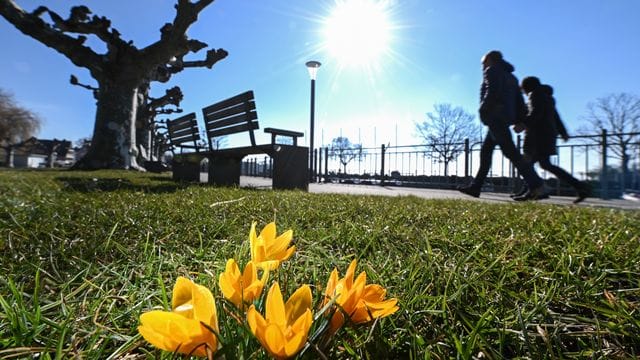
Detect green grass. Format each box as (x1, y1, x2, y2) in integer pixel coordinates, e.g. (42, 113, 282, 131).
(0, 169, 639, 359)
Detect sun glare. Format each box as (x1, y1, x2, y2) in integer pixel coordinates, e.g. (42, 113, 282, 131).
(322, 0, 393, 68)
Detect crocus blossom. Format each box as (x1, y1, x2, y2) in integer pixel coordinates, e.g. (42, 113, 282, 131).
(247, 282, 313, 359)
(250, 222, 295, 270)
(138, 276, 219, 357)
(323, 259, 398, 335)
(219, 259, 267, 310)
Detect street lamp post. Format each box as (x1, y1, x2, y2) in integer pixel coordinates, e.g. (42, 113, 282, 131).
(306, 60, 321, 182)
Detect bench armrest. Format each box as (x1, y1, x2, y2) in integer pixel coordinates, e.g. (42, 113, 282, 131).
(264, 127, 304, 146)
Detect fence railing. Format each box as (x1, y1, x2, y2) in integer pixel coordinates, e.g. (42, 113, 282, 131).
(241, 129, 640, 199)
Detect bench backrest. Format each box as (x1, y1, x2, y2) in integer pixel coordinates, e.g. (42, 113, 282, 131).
(202, 90, 258, 151)
(166, 112, 200, 154)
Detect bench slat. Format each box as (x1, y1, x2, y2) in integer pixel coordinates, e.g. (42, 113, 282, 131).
(205, 111, 258, 132)
(202, 91, 254, 114)
(208, 122, 259, 138)
(169, 119, 198, 133)
(170, 123, 198, 134)
(166, 113, 196, 130)
(203, 101, 256, 122)
(171, 133, 200, 145)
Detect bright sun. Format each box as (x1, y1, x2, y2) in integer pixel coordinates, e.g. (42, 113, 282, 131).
(322, 0, 392, 67)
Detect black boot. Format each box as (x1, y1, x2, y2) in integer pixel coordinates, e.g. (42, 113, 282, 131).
(574, 182, 591, 204)
(510, 186, 528, 198)
(457, 184, 481, 198)
(513, 186, 549, 201)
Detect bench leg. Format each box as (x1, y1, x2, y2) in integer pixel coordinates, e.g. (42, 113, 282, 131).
(272, 146, 309, 191)
(172, 160, 201, 182)
(208, 156, 242, 186)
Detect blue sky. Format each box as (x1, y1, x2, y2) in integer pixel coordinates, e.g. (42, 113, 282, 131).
(1, 0, 639, 149)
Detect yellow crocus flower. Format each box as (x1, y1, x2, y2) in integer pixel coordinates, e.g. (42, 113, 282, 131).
(138, 276, 219, 357)
(323, 259, 398, 335)
(219, 259, 267, 310)
(247, 282, 313, 359)
(250, 222, 296, 270)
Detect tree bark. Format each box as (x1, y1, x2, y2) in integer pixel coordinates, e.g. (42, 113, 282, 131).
(74, 79, 142, 170)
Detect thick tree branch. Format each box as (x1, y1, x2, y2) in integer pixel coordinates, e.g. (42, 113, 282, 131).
(181, 48, 228, 69)
(138, 86, 184, 126)
(0, 0, 102, 73)
(70, 75, 99, 99)
(140, 0, 226, 75)
(148, 86, 183, 111)
(39, 5, 125, 46)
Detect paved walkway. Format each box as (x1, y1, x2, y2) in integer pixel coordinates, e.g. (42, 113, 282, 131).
(235, 176, 640, 211)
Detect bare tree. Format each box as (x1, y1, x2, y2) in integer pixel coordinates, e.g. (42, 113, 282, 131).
(207, 136, 228, 151)
(329, 136, 362, 175)
(136, 85, 184, 163)
(69, 75, 184, 164)
(0, 1, 228, 170)
(415, 103, 480, 176)
(0, 88, 42, 167)
(579, 93, 640, 188)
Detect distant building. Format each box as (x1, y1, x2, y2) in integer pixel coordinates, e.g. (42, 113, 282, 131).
(10, 137, 75, 168)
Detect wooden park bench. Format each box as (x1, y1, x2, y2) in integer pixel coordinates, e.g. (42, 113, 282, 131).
(202, 90, 308, 190)
(165, 112, 206, 181)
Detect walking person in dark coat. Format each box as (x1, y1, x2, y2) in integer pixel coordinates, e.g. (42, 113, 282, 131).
(458, 50, 547, 200)
(515, 76, 590, 203)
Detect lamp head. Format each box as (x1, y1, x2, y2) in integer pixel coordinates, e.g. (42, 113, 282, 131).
(305, 61, 322, 80)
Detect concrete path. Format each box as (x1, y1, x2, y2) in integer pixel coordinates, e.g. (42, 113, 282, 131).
(236, 176, 640, 211)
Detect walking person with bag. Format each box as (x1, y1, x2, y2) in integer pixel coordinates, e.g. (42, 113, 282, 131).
(458, 50, 547, 200)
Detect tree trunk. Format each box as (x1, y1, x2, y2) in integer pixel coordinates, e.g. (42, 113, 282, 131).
(4, 146, 14, 168)
(135, 84, 152, 164)
(74, 80, 143, 170)
(48, 151, 55, 168)
(621, 152, 630, 191)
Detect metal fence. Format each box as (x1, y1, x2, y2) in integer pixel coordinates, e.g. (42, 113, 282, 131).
(241, 130, 640, 199)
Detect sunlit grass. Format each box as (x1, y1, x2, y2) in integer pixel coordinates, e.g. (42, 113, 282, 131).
(0, 169, 639, 358)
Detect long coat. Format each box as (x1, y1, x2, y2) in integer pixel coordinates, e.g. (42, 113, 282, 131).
(523, 87, 557, 159)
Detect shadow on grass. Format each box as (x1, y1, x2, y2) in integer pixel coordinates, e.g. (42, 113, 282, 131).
(145, 175, 179, 183)
(55, 176, 194, 194)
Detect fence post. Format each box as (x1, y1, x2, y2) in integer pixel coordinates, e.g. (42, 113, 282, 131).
(263, 156, 268, 177)
(324, 147, 329, 183)
(464, 138, 469, 178)
(318, 147, 322, 183)
(269, 157, 273, 178)
(380, 144, 386, 186)
(601, 129, 608, 199)
(313, 148, 318, 183)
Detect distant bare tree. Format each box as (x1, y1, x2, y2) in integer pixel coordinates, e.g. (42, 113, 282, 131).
(578, 93, 640, 188)
(0, 88, 42, 167)
(329, 136, 362, 174)
(208, 136, 228, 151)
(415, 103, 480, 176)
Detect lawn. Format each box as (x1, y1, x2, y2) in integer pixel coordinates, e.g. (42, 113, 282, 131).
(1, 169, 639, 359)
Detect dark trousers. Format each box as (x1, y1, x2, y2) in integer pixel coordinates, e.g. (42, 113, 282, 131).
(472, 118, 543, 189)
(538, 157, 582, 190)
